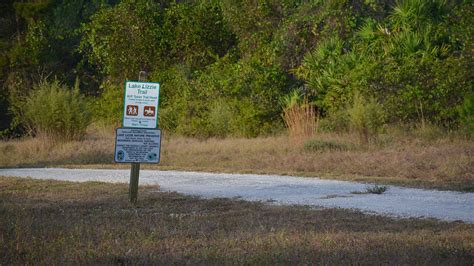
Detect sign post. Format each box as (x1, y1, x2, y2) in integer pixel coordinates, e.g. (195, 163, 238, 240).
(114, 71, 161, 204)
(130, 71, 146, 204)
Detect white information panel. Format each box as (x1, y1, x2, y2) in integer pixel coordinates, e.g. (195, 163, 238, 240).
(114, 128, 161, 163)
(123, 81, 160, 129)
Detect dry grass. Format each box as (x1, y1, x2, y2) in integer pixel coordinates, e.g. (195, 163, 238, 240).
(282, 98, 318, 141)
(1, 176, 473, 264)
(0, 125, 473, 191)
(0, 125, 115, 167)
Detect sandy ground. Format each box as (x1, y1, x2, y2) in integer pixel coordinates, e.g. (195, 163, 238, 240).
(1, 168, 473, 223)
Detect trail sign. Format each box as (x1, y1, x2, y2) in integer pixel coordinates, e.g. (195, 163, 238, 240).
(123, 81, 160, 129)
(114, 128, 161, 163)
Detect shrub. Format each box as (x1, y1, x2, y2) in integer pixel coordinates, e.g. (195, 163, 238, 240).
(24, 80, 92, 140)
(92, 80, 123, 126)
(458, 92, 474, 136)
(319, 108, 350, 133)
(347, 92, 386, 144)
(208, 99, 234, 138)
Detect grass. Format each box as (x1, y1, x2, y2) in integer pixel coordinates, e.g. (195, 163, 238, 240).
(352, 185, 390, 195)
(0, 176, 473, 264)
(0, 124, 473, 191)
(304, 139, 353, 152)
(366, 185, 389, 194)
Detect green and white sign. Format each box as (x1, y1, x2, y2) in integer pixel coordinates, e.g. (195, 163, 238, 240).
(123, 81, 160, 129)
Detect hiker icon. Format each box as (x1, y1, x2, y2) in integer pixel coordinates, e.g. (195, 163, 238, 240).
(126, 105, 139, 116)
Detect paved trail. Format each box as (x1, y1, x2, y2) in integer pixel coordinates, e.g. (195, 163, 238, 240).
(1, 168, 473, 223)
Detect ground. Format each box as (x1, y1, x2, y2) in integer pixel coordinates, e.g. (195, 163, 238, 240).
(1, 176, 473, 264)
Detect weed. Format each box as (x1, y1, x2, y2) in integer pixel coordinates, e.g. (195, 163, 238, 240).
(366, 185, 389, 194)
(351, 185, 389, 195)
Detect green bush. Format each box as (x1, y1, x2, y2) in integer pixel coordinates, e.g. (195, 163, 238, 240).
(208, 99, 234, 138)
(319, 108, 350, 133)
(92, 81, 123, 126)
(24, 80, 92, 140)
(458, 92, 474, 136)
(347, 92, 386, 143)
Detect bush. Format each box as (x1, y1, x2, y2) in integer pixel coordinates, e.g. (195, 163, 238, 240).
(24, 80, 92, 140)
(208, 99, 234, 138)
(458, 92, 474, 136)
(92, 80, 123, 126)
(319, 108, 350, 133)
(347, 92, 386, 144)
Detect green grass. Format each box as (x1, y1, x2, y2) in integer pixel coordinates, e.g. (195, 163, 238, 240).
(0, 176, 473, 264)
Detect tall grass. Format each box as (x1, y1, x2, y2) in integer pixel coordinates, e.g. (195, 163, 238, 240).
(282, 91, 318, 141)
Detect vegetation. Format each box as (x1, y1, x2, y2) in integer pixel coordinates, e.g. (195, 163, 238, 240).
(24, 79, 91, 140)
(282, 91, 317, 140)
(352, 184, 390, 194)
(304, 139, 351, 152)
(1, 176, 473, 264)
(366, 184, 389, 194)
(0, 126, 472, 192)
(0, 0, 472, 138)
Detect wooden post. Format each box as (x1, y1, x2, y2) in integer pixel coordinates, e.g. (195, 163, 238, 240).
(129, 71, 147, 204)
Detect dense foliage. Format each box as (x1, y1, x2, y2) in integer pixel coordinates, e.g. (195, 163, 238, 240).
(1, 0, 472, 138)
(24, 79, 92, 140)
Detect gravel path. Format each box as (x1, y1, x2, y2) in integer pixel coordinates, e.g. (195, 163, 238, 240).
(1, 168, 473, 223)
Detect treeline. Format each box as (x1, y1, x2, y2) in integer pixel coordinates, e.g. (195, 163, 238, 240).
(0, 0, 473, 139)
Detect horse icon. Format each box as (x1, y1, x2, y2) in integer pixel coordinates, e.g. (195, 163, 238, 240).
(144, 106, 155, 117)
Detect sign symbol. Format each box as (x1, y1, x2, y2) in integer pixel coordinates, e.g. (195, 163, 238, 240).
(144, 106, 155, 117)
(147, 153, 157, 161)
(126, 105, 139, 116)
(117, 150, 125, 161)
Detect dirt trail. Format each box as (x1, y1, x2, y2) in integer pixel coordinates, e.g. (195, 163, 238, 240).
(1, 168, 473, 223)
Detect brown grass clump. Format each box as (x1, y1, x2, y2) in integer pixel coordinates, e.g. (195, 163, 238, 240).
(282, 97, 318, 141)
(1, 177, 473, 264)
